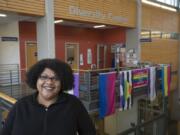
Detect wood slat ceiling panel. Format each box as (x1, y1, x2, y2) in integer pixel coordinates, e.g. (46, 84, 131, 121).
(54, 0, 136, 28)
(0, 0, 45, 16)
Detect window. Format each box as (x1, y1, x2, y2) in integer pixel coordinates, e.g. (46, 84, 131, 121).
(152, 0, 179, 7)
(140, 30, 180, 42)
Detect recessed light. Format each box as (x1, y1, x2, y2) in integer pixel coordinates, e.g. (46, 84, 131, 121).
(93, 25, 106, 28)
(0, 13, 7, 17)
(54, 19, 63, 24)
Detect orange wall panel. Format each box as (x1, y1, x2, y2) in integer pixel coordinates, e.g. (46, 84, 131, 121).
(0, 0, 45, 16)
(54, 0, 136, 27)
(142, 4, 180, 33)
(141, 39, 179, 91)
(141, 39, 179, 72)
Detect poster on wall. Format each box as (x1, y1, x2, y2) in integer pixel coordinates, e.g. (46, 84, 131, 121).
(80, 54, 84, 66)
(87, 48, 92, 64)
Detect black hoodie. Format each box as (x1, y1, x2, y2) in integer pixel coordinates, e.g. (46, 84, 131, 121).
(1, 92, 96, 135)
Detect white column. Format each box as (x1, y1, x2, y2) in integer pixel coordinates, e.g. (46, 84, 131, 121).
(36, 0, 55, 60)
(126, 0, 141, 61)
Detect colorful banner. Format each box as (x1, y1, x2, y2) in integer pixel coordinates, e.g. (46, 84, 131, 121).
(119, 70, 132, 111)
(132, 68, 149, 89)
(161, 65, 171, 97)
(99, 72, 116, 118)
(149, 67, 156, 101)
(73, 73, 79, 97)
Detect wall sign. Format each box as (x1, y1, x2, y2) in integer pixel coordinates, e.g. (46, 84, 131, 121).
(69, 5, 128, 23)
(80, 54, 84, 66)
(140, 38, 152, 42)
(1, 37, 18, 42)
(87, 49, 92, 64)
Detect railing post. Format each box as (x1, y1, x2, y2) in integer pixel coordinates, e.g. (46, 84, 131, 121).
(135, 125, 140, 135)
(9, 70, 12, 97)
(17, 68, 20, 85)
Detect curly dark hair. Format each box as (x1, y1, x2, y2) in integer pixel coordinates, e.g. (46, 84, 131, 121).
(26, 58, 74, 91)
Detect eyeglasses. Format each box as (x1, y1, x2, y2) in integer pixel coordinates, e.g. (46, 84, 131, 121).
(39, 75, 59, 82)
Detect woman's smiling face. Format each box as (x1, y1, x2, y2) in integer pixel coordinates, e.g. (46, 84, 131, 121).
(36, 68, 61, 102)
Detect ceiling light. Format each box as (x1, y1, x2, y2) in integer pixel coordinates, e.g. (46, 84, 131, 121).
(93, 25, 106, 28)
(54, 19, 63, 24)
(142, 0, 177, 12)
(0, 13, 7, 17)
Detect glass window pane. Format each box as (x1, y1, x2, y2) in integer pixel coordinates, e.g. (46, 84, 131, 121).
(151, 31, 161, 38)
(155, 0, 178, 7)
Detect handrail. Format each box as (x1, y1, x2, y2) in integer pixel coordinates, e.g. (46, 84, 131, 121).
(118, 113, 166, 135)
(0, 92, 17, 104)
(72, 67, 136, 72)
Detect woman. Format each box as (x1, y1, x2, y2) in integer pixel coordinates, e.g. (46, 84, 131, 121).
(1, 58, 96, 135)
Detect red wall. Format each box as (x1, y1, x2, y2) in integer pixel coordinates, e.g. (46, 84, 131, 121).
(19, 22, 126, 70)
(19, 21, 37, 81)
(55, 25, 126, 69)
(102, 28, 126, 67)
(19, 21, 37, 70)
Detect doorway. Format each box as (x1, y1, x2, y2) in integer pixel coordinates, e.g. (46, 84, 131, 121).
(65, 42, 79, 70)
(26, 41, 37, 70)
(97, 44, 107, 69)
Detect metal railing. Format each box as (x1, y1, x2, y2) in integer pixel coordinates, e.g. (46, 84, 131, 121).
(0, 65, 168, 135)
(0, 64, 35, 99)
(0, 92, 16, 130)
(118, 113, 167, 135)
(118, 96, 168, 135)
